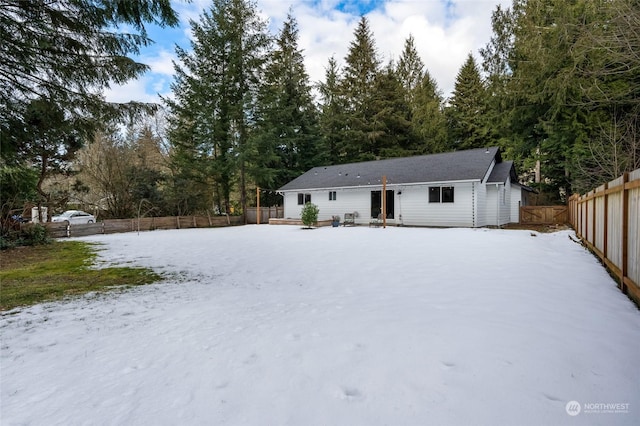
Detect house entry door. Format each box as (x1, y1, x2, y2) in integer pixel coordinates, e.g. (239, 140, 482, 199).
(370, 190, 394, 219)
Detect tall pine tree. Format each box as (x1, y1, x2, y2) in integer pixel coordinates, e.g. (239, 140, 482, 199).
(369, 63, 414, 158)
(340, 16, 381, 162)
(317, 56, 347, 165)
(165, 0, 269, 216)
(250, 12, 319, 203)
(412, 71, 448, 153)
(446, 54, 491, 150)
(396, 35, 425, 103)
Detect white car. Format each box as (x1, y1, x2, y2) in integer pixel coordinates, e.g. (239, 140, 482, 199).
(51, 210, 96, 224)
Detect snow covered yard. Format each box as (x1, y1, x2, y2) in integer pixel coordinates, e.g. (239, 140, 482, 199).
(1, 225, 639, 426)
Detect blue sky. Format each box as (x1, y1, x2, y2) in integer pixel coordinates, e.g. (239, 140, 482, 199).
(105, 0, 510, 105)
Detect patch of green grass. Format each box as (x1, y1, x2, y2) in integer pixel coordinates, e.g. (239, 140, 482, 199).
(0, 241, 162, 311)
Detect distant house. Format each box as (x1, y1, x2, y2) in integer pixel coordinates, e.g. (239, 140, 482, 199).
(277, 147, 534, 227)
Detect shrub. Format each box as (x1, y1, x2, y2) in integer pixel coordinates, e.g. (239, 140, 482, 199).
(1, 223, 51, 249)
(20, 223, 51, 246)
(300, 202, 319, 229)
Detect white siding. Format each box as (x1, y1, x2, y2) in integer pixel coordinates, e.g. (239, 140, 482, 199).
(283, 192, 302, 219)
(510, 184, 522, 224)
(486, 185, 498, 226)
(284, 181, 481, 227)
(397, 182, 475, 227)
(485, 183, 510, 226)
(283, 188, 375, 225)
(475, 182, 487, 226)
(501, 177, 511, 224)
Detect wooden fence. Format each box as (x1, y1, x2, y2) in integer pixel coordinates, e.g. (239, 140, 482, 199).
(40, 215, 243, 238)
(245, 206, 283, 224)
(568, 168, 640, 306)
(520, 206, 568, 225)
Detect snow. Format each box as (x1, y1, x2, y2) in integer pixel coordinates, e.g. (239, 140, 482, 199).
(1, 226, 639, 425)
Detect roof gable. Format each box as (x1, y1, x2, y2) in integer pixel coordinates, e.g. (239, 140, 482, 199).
(279, 147, 501, 191)
(487, 160, 516, 184)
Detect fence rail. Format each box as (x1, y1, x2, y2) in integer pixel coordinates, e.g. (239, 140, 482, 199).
(568, 168, 640, 306)
(37, 215, 243, 238)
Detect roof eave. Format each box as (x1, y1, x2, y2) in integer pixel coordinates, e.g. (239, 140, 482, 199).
(279, 178, 483, 192)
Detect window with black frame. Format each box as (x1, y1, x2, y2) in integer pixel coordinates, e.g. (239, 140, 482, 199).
(429, 186, 454, 203)
(297, 193, 312, 205)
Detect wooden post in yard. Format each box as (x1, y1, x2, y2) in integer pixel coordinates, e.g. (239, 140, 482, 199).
(257, 187, 260, 225)
(382, 175, 387, 228)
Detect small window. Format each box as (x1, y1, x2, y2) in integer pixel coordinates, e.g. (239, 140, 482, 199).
(298, 193, 312, 204)
(429, 186, 440, 203)
(428, 187, 440, 203)
(429, 186, 455, 203)
(329, 191, 336, 201)
(442, 187, 454, 203)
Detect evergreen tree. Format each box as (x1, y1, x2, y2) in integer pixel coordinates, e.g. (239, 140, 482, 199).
(395, 36, 447, 154)
(480, 4, 518, 157)
(317, 56, 347, 165)
(396, 35, 425, 102)
(250, 12, 320, 202)
(411, 71, 448, 153)
(165, 0, 269, 216)
(478, 0, 638, 198)
(1, 0, 178, 215)
(340, 16, 381, 161)
(0, 0, 178, 139)
(446, 54, 491, 150)
(493, 0, 601, 199)
(7, 99, 83, 214)
(369, 64, 414, 158)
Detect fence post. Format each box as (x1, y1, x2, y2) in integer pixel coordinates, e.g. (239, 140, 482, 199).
(621, 172, 629, 294)
(591, 191, 596, 247)
(603, 183, 608, 261)
(585, 195, 589, 242)
(579, 196, 583, 238)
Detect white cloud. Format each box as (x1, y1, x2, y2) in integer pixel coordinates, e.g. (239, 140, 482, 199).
(143, 49, 177, 76)
(104, 76, 166, 105)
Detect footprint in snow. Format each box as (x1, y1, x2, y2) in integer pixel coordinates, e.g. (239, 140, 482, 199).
(339, 386, 363, 401)
(441, 361, 456, 369)
(542, 393, 564, 402)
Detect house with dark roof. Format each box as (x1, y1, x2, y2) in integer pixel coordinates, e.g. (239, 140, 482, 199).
(278, 147, 533, 227)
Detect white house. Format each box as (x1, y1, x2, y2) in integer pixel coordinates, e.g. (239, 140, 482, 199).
(277, 147, 533, 227)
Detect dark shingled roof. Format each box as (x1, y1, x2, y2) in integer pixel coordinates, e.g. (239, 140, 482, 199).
(279, 147, 502, 191)
(487, 160, 516, 184)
